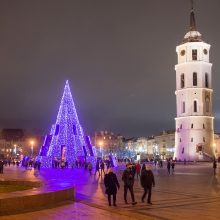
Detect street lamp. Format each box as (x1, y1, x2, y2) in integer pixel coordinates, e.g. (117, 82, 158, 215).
(99, 141, 103, 158)
(30, 141, 34, 158)
(14, 144, 17, 156)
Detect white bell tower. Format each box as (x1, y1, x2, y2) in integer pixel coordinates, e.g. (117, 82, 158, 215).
(174, 2, 214, 161)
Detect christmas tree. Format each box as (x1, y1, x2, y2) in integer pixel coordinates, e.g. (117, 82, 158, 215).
(39, 80, 95, 168)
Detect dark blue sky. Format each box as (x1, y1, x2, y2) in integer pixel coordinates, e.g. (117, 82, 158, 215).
(0, 0, 220, 137)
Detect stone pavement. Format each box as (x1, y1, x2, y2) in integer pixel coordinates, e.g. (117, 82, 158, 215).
(0, 162, 220, 220)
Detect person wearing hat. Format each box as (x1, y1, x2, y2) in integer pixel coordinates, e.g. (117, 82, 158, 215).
(140, 165, 155, 204)
(122, 163, 137, 205)
(104, 168, 120, 206)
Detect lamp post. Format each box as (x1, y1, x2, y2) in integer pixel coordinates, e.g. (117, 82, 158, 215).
(99, 141, 103, 158)
(14, 144, 17, 157)
(30, 141, 34, 158)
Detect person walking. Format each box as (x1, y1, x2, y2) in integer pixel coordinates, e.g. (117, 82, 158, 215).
(141, 163, 146, 172)
(132, 163, 136, 178)
(213, 159, 217, 175)
(136, 162, 141, 180)
(104, 168, 120, 206)
(94, 160, 100, 176)
(171, 160, 175, 175)
(140, 165, 155, 204)
(122, 163, 137, 205)
(167, 160, 171, 175)
(88, 162, 92, 175)
(100, 160, 105, 176)
(0, 160, 4, 174)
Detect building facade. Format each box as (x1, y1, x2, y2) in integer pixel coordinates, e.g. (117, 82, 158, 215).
(92, 131, 124, 157)
(174, 6, 214, 161)
(0, 128, 42, 159)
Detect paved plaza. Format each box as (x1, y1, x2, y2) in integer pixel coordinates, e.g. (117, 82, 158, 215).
(0, 162, 220, 220)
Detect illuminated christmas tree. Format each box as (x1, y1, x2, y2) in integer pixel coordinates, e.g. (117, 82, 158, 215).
(40, 80, 95, 168)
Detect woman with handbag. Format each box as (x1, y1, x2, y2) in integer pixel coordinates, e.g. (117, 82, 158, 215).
(104, 168, 120, 206)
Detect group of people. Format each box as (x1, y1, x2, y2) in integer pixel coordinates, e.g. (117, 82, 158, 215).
(93, 159, 112, 176)
(22, 158, 41, 171)
(0, 158, 20, 167)
(167, 159, 175, 175)
(104, 163, 155, 206)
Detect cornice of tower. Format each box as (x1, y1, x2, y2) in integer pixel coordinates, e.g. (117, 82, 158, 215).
(175, 116, 214, 120)
(175, 62, 212, 70)
(175, 88, 213, 95)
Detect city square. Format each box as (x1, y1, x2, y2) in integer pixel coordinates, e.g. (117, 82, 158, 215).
(0, 162, 220, 220)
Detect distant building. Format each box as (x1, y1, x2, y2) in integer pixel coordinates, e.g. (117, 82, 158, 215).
(0, 128, 42, 159)
(91, 130, 124, 157)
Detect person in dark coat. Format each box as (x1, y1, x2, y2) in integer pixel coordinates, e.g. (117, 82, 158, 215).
(213, 159, 217, 175)
(171, 160, 175, 174)
(100, 161, 105, 176)
(88, 162, 92, 175)
(136, 162, 141, 180)
(140, 165, 155, 204)
(122, 163, 137, 205)
(0, 160, 4, 174)
(141, 163, 146, 172)
(104, 168, 120, 206)
(95, 160, 100, 176)
(167, 160, 171, 174)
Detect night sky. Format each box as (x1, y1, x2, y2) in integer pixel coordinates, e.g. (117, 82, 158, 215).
(0, 0, 220, 138)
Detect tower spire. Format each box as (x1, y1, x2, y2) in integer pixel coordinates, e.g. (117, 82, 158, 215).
(190, 0, 196, 31)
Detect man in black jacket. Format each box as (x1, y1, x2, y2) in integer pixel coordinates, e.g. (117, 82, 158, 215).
(122, 163, 137, 205)
(140, 165, 155, 204)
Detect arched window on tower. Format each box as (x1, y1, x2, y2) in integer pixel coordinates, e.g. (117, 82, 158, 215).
(192, 49, 197, 60)
(194, 100, 198, 112)
(181, 74, 185, 88)
(205, 73, 209, 88)
(182, 101, 185, 113)
(193, 72, 197, 86)
(206, 97, 210, 113)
